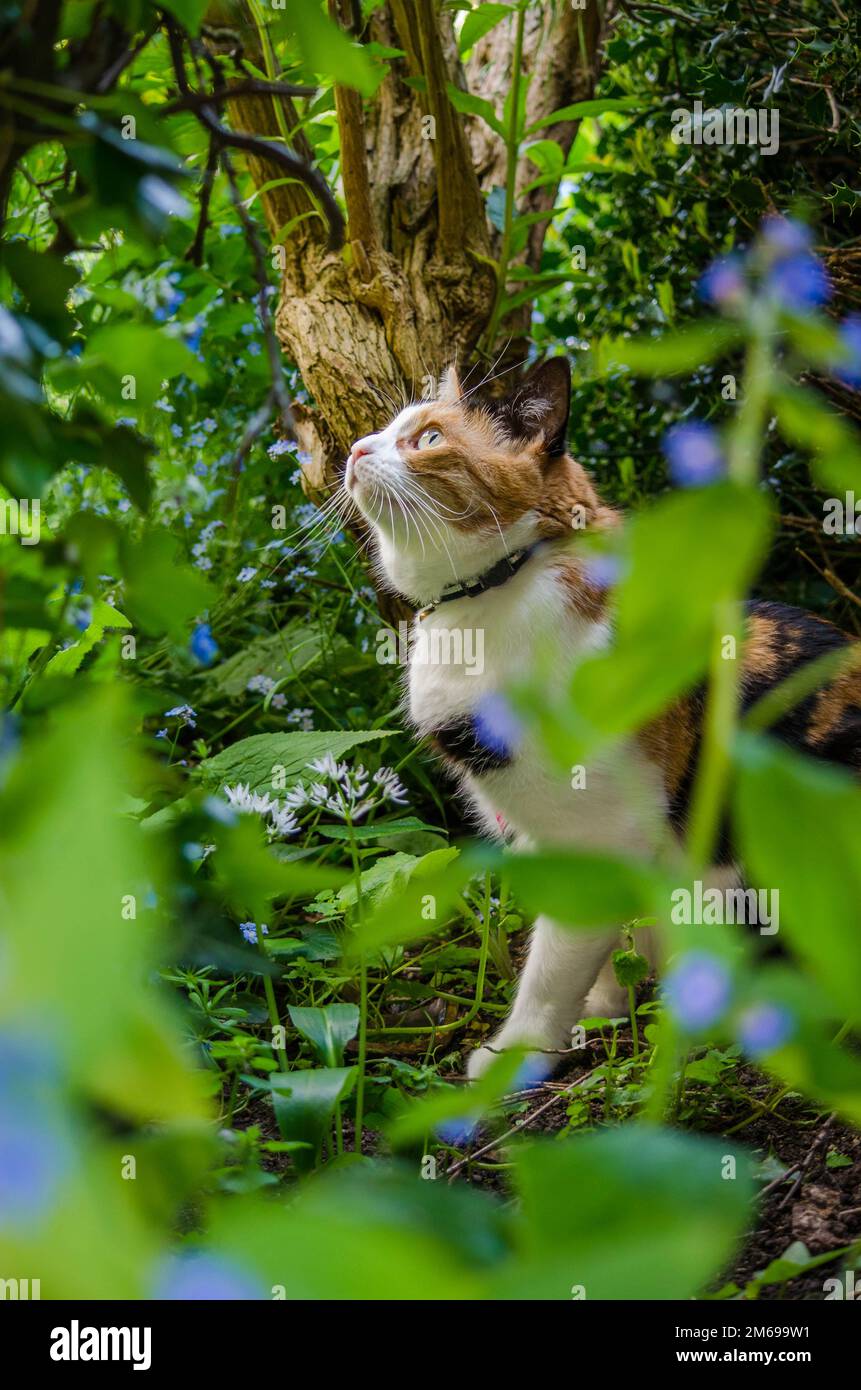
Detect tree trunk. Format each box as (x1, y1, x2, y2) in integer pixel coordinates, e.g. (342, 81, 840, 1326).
(209, 1, 612, 616)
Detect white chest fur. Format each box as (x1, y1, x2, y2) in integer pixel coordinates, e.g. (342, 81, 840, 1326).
(406, 558, 667, 856)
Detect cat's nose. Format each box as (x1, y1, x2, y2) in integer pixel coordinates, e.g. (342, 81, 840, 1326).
(351, 441, 373, 461)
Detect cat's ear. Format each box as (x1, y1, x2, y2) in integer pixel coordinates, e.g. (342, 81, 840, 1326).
(507, 357, 570, 456)
(438, 365, 463, 405)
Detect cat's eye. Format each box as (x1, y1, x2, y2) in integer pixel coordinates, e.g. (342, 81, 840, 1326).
(415, 427, 443, 450)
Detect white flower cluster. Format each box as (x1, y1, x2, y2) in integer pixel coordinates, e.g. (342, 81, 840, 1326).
(221, 782, 300, 840)
(221, 753, 408, 835)
(289, 753, 408, 822)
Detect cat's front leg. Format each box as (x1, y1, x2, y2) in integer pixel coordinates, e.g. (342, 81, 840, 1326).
(466, 917, 616, 1079)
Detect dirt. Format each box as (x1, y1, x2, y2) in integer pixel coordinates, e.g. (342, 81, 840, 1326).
(231, 1030, 861, 1301)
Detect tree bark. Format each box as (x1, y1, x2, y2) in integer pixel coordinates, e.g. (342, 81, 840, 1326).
(207, 1, 613, 615)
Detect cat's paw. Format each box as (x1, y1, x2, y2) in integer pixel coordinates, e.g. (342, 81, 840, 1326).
(583, 981, 627, 1020)
(466, 1032, 563, 1082)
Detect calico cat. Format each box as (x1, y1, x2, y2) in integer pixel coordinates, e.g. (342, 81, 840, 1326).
(344, 358, 861, 1077)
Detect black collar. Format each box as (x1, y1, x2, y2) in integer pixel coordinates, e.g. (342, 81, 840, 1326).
(416, 542, 542, 620)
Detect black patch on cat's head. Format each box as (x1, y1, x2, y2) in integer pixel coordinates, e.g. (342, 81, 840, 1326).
(470, 357, 571, 457)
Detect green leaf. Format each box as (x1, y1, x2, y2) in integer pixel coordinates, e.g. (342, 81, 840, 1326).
(348, 846, 468, 955)
(43, 599, 131, 677)
(445, 83, 506, 139)
(503, 851, 664, 930)
(288, 1004, 359, 1067)
(734, 733, 861, 1021)
(612, 947, 651, 988)
(213, 817, 346, 923)
(76, 322, 206, 413)
(208, 625, 345, 698)
(318, 817, 445, 842)
(522, 139, 565, 179)
(772, 380, 861, 494)
(524, 97, 645, 138)
(489, 1125, 753, 1299)
(604, 323, 741, 375)
(270, 1067, 357, 1173)
(121, 530, 215, 640)
(337, 846, 459, 913)
(0, 242, 79, 340)
(199, 728, 397, 798)
(387, 1048, 526, 1147)
(458, 3, 512, 54)
(158, 0, 209, 34)
(281, 4, 377, 96)
(532, 483, 771, 764)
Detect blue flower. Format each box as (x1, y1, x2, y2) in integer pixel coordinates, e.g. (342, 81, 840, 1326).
(664, 951, 732, 1031)
(835, 315, 861, 389)
(436, 1115, 478, 1148)
(582, 552, 621, 592)
(662, 421, 725, 487)
(760, 215, 813, 259)
(190, 623, 219, 667)
(737, 1002, 795, 1057)
(766, 252, 831, 311)
(511, 1053, 553, 1091)
(239, 922, 268, 946)
(203, 795, 236, 826)
(164, 704, 197, 728)
(473, 693, 523, 761)
(0, 1114, 68, 1226)
(154, 1253, 264, 1301)
(237, 566, 258, 583)
(697, 253, 746, 308)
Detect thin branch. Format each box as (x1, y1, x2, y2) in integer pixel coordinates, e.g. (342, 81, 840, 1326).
(328, 0, 380, 277)
(446, 1062, 604, 1180)
(185, 133, 218, 265)
(95, 23, 159, 94)
(222, 147, 294, 432)
(164, 16, 344, 249)
(164, 78, 316, 114)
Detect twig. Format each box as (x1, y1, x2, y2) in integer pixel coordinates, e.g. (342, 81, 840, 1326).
(777, 1113, 836, 1210)
(164, 78, 316, 113)
(164, 16, 344, 250)
(446, 1062, 603, 1181)
(185, 134, 218, 265)
(226, 387, 277, 515)
(222, 147, 294, 431)
(798, 549, 861, 612)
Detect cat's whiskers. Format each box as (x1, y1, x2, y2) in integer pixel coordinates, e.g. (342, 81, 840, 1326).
(482, 499, 511, 558)
(459, 351, 529, 410)
(389, 483, 427, 559)
(265, 486, 355, 577)
(394, 476, 460, 585)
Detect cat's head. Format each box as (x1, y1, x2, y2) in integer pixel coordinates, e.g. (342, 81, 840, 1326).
(344, 357, 612, 605)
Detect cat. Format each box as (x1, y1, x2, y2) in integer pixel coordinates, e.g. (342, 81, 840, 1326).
(344, 357, 861, 1078)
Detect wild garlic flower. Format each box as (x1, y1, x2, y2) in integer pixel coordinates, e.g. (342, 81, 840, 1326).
(300, 757, 409, 821)
(221, 782, 299, 841)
